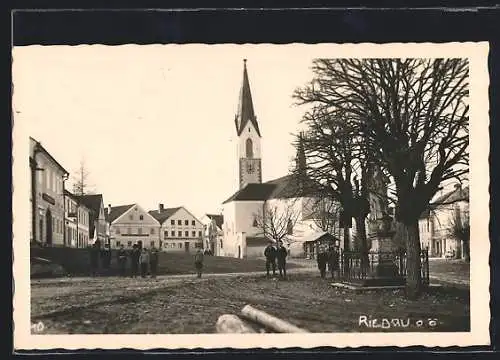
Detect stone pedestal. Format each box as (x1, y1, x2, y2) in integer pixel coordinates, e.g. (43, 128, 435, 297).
(375, 234, 399, 278)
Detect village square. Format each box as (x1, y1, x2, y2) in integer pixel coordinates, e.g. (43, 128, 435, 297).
(25, 54, 470, 334)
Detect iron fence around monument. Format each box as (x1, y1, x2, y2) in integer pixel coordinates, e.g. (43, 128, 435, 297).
(337, 248, 430, 286)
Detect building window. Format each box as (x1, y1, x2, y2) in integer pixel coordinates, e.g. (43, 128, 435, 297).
(198, 231, 202, 237)
(252, 217, 258, 227)
(164, 231, 168, 239)
(150, 228, 155, 235)
(185, 220, 189, 226)
(178, 231, 182, 237)
(140, 215, 144, 220)
(192, 231, 196, 237)
(116, 241, 121, 247)
(246, 138, 253, 158)
(220, 239, 223, 249)
(192, 220, 196, 226)
(179, 243, 182, 249)
(150, 241, 155, 247)
(185, 231, 189, 237)
(171, 220, 175, 225)
(127, 241, 132, 247)
(171, 230, 175, 237)
(178, 220, 182, 225)
(138, 228, 142, 235)
(195, 242, 202, 248)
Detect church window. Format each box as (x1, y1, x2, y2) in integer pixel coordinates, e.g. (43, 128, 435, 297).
(246, 138, 253, 158)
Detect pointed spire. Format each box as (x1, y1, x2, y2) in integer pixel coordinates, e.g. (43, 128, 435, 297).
(235, 59, 261, 137)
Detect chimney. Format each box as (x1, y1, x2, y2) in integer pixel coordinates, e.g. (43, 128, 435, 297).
(108, 204, 112, 215)
(159, 203, 164, 213)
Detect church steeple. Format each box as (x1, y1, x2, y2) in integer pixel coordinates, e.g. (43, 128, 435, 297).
(235, 59, 261, 137)
(234, 59, 262, 189)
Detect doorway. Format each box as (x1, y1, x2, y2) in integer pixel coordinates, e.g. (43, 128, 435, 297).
(184, 241, 190, 252)
(45, 208, 53, 245)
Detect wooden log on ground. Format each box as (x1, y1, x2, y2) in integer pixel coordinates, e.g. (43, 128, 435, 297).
(216, 314, 258, 333)
(240, 305, 309, 333)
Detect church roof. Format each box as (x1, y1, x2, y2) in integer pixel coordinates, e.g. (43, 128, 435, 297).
(222, 174, 318, 204)
(234, 59, 261, 137)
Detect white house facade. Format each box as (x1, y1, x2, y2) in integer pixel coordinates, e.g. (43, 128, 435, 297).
(149, 204, 204, 253)
(107, 203, 161, 249)
(64, 190, 91, 248)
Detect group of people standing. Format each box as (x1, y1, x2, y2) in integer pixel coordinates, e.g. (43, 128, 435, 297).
(316, 245, 340, 279)
(263, 240, 289, 278)
(117, 243, 160, 278)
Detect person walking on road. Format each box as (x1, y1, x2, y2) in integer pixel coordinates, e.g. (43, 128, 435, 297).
(264, 241, 277, 278)
(139, 247, 150, 278)
(194, 248, 204, 278)
(276, 240, 288, 278)
(149, 244, 159, 278)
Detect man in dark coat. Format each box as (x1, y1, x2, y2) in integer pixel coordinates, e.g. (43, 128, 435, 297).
(276, 240, 288, 278)
(264, 241, 277, 277)
(117, 244, 127, 277)
(130, 244, 140, 278)
(194, 249, 204, 278)
(317, 246, 328, 279)
(149, 244, 159, 278)
(327, 246, 340, 280)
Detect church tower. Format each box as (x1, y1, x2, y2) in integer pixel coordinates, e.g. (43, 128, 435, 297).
(234, 59, 262, 189)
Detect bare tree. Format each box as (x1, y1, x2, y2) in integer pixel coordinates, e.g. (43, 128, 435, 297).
(291, 111, 372, 273)
(310, 196, 341, 237)
(295, 58, 469, 299)
(71, 158, 95, 196)
(254, 200, 301, 245)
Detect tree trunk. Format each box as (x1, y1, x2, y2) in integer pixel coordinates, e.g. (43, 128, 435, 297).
(463, 239, 470, 263)
(343, 225, 350, 276)
(355, 215, 369, 277)
(404, 220, 422, 299)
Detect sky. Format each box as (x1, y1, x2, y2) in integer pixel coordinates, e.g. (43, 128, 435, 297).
(13, 45, 315, 219)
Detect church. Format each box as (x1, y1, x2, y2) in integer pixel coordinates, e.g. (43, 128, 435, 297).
(220, 60, 390, 259)
(221, 60, 341, 259)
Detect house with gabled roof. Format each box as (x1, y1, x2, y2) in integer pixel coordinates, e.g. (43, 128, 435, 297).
(200, 214, 224, 255)
(418, 184, 470, 258)
(76, 194, 108, 246)
(148, 204, 204, 253)
(106, 203, 161, 249)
